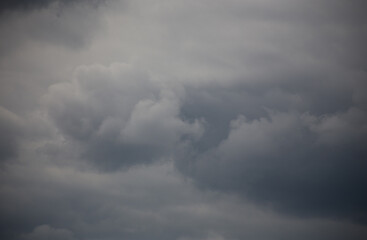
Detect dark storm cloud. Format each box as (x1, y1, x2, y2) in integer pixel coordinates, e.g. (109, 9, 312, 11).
(175, 26, 367, 221)
(20, 225, 77, 240)
(0, 106, 23, 162)
(0, 0, 102, 12)
(1, 162, 366, 240)
(0, 0, 105, 57)
(176, 109, 367, 223)
(0, 0, 62, 11)
(181, 94, 366, 220)
(37, 0, 366, 223)
(156, 0, 367, 224)
(0, 0, 366, 239)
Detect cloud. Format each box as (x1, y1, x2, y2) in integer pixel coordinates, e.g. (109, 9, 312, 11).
(0, 0, 102, 13)
(0, 0, 366, 239)
(20, 225, 77, 240)
(1, 161, 366, 240)
(0, 0, 105, 57)
(43, 63, 204, 170)
(0, 106, 23, 162)
(176, 109, 367, 222)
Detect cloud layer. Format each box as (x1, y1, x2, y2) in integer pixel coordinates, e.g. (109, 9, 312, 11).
(0, 0, 366, 239)
(0, 0, 102, 12)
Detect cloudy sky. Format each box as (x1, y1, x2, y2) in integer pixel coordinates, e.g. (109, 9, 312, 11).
(0, 0, 366, 239)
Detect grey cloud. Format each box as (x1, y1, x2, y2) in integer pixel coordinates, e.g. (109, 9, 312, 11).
(0, 0, 105, 56)
(1, 161, 366, 240)
(0, 0, 103, 13)
(142, 0, 367, 223)
(176, 109, 367, 223)
(0, 106, 23, 162)
(20, 225, 77, 240)
(0, 1, 62, 12)
(0, 0, 366, 239)
(44, 63, 203, 170)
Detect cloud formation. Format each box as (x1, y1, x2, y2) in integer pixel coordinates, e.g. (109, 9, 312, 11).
(44, 63, 203, 170)
(177, 110, 367, 222)
(0, 0, 366, 239)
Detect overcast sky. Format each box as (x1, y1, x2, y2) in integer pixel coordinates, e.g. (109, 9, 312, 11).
(0, 0, 366, 239)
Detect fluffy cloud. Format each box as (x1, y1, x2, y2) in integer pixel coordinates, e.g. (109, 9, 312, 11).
(0, 0, 366, 239)
(44, 63, 203, 170)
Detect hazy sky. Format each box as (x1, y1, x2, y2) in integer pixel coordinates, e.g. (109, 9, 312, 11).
(0, 0, 366, 239)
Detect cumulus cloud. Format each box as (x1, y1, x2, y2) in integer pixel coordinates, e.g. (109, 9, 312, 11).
(44, 63, 204, 170)
(0, 0, 366, 239)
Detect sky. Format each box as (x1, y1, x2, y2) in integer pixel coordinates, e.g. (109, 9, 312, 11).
(0, 0, 366, 239)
